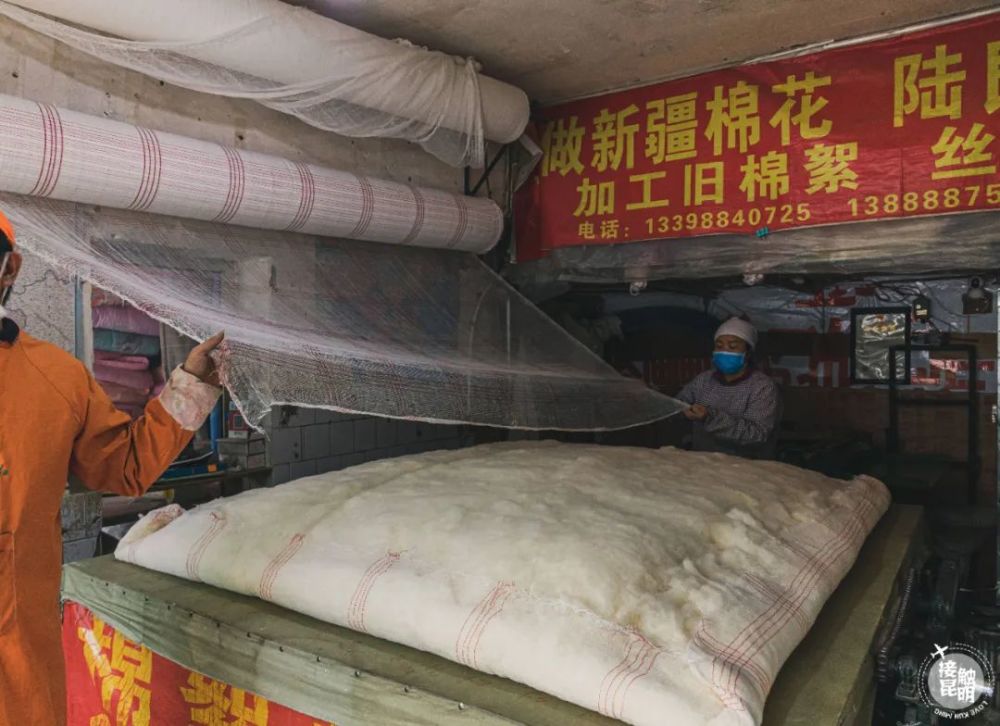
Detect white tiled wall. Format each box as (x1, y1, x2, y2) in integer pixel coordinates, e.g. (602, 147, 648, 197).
(264, 407, 475, 486)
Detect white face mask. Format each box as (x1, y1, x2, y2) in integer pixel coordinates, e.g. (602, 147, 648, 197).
(0, 252, 10, 320)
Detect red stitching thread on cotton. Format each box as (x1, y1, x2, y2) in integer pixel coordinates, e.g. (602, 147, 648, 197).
(448, 194, 469, 249)
(348, 176, 374, 239)
(717, 499, 871, 697)
(213, 146, 236, 222)
(470, 583, 513, 669)
(783, 538, 817, 564)
(356, 552, 400, 632)
(347, 552, 400, 632)
(347, 559, 382, 631)
(258, 533, 306, 601)
(128, 127, 162, 212)
(615, 643, 662, 719)
(597, 636, 644, 715)
(348, 556, 390, 631)
(287, 162, 315, 231)
(213, 147, 246, 223)
(184, 512, 227, 581)
(128, 126, 151, 211)
(455, 581, 512, 668)
(597, 633, 662, 719)
(710, 487, 878, 701)
(717, 501, 866, 682)
(48, 106, 65, 196)
(718, 493, 877, 698)
(31, 103, 62, 197)
(401, 186, 425, 245)
(28, 103, 50, 196)
(695, 622, 768, 694)
(742, 572, 809, 630)
(608, 639, 657, 718)
(148, 129, 163, 210)
(720, 489, 879, 695)
(459, 585, 503, 666)
(40, 104, 59, 196)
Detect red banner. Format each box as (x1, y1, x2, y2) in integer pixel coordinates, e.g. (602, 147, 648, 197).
(63, 602, 335, 726)
(516, 13, 1000, 261)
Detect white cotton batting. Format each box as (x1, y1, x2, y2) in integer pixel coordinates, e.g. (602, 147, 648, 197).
(117, 442, 889, 726)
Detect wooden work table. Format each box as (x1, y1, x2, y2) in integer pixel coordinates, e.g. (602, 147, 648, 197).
(62, 504, 924, 725)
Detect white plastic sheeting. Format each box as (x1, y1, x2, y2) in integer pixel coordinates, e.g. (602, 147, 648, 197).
(511, 212, 1000, 284)
(117, 441, 890, 726)
(604, 280, 997, 334)
(0, 93, 502, 252)
(3, 194, 685, 430)
(1, 0, 530, 167)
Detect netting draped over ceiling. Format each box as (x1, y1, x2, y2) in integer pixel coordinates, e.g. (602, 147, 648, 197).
(0, 93, 502, 253)
(0, 0, 531, 167)
(4, 194, 685, 430)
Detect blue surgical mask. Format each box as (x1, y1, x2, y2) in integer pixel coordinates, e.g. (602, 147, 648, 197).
(712, 351, 746, 375)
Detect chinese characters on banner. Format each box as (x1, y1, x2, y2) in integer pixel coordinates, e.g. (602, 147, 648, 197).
(516, 13, 1000, 261)
(63, 603, 336, 726)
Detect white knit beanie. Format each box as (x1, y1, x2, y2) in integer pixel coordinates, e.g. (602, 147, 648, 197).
(714, 317, 758, 349)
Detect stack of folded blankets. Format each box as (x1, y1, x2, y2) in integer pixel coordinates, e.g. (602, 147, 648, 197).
(91, 290, 164, 419)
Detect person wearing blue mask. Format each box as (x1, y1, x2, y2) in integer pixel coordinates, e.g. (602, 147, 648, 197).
(676, 317, 781, 459)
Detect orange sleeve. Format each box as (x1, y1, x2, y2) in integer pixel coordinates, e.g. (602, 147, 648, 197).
(70, 367, 222, 496)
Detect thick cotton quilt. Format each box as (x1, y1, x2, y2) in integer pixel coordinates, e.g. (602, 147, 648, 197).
(117, 441, 889, 725)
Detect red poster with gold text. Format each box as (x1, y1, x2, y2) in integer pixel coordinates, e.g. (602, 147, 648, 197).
(63, 602, 335, 726)
(516, 13, 1000, 261)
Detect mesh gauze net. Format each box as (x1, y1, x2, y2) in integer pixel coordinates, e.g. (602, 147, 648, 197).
(3, 193, 684, 431)
(0, 0, 530, 168)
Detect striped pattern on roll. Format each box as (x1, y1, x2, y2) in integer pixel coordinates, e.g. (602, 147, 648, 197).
(0, 93, 503, 252)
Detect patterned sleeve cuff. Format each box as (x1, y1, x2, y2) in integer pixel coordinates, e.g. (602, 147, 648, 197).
(158, 366, 222, 431)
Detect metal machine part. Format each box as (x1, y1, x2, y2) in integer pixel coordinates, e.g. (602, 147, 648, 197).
(60, 490, 101, 563)
(878, 508, 998, 724)
(878, 568, 918, 684)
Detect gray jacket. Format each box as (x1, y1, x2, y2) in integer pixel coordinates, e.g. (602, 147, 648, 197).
(676, 369, 782, 459)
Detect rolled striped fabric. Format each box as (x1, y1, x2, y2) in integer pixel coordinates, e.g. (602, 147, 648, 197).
(0, 93, 503, 252)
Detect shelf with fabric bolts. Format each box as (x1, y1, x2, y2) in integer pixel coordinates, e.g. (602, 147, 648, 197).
(71, 279, 243, 559)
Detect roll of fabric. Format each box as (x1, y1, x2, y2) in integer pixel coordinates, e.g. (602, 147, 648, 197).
(94, 362, 154, 393)
(1, 0, 531, 165)
(92, 305, 160, 336)
(0, 93, 503, 252)
(93, 329, 161, 357)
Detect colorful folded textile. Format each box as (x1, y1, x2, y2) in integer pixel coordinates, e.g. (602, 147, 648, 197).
(92, 305, 160, 336)
(93, 351, 151, 371)
(93, 329, 161, 357)
(94, 363, 154, 393)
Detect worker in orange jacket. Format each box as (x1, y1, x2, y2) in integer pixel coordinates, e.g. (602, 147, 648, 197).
(0, 210, 225, 725)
